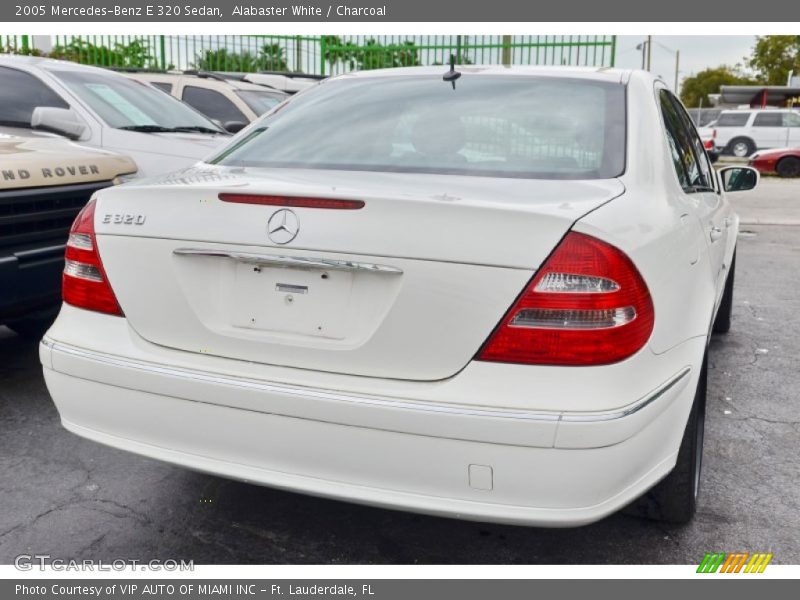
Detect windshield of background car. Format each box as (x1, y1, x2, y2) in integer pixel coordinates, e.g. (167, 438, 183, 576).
(48, 69, 225, 132)
(212, 75, 626, 179)
(235, 90, 285, 115)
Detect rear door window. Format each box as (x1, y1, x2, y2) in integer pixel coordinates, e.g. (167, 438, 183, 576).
(783, 112, 800, 127)
(716, 113, 750, 127)
(235, 90, 284, 115)
(182, 86, 247, 125)
(659, 90, 714, 192)
(150, 82, 173, 94)
(666, 92, 716, 191)
(753, 113, 783, 127)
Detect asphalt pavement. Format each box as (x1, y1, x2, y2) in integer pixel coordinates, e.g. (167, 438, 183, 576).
(729, 175, 800, 226)
(1, 179, 798, 564)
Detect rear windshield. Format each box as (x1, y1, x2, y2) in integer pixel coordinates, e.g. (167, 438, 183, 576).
(212, 75, 626, 180)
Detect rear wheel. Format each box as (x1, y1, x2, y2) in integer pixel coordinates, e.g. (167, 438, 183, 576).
(630, 358, 707, 524)
(776, 156, 800, 178)
(727, 137, 755, 158)
(712, 250, 736, 334)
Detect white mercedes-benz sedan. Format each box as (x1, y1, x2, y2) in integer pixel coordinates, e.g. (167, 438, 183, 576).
(40, 66, 758, 526)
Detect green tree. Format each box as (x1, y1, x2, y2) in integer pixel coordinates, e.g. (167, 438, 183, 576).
(322, 37, 421, 72)
(747, 35, 800, 86)
(680, 65, 758, 107)
(194, 48, 260, 72)
(355, 39, 421, 70)
(50, 39, 156, 68)
(2, 43, 45, 57)
(194, 45, 289, 72)
(321, 35, 358, 70)
(259, 44, 289, 71)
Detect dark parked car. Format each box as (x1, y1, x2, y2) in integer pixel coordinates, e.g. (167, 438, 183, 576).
(0, 128, 137, 337)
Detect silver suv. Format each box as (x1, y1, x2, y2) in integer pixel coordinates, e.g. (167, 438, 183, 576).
(125, 71, 289, 132)
(712, 108, 800, 157)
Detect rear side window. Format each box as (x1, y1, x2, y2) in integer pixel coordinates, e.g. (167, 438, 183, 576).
(182, 86, 247, 125)
(753, 112, 783, 127)
(716, 112, 750, 127)
(235, 90, 284, 115)
(213, 75, 627, 180)
(150, 82, 173, 94)
(783, 112, 800, 127)
(659, 90, 713, 192)
(667, 92, 715, 191)
(0, 66, 69, 128)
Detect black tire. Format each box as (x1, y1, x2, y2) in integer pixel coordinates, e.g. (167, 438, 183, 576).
(629, 358, 707, 524)
(712, 250, 735, 334)
(6, 315, 55, 340)
(726, 137, 756, 158)
(776, 156, 800, 178)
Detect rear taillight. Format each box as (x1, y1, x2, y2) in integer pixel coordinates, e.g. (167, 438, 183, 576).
(63, 198, 123, 316)
(477, 232, 654, 366)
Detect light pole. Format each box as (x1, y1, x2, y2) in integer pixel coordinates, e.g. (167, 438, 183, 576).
(651, 39, 682, 93)
(635, 37, 651, 71)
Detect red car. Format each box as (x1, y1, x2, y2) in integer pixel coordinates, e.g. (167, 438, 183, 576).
(749, 148, 800, 178)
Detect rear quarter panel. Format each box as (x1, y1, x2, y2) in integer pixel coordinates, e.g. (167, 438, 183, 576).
(574, 73, 718, 355)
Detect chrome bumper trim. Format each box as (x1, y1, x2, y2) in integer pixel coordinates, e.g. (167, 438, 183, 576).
(173, 248, 403, 275)
(42, 338, 690, 424)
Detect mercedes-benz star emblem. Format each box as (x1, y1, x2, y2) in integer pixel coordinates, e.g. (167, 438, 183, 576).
(267, 209, 299, 245)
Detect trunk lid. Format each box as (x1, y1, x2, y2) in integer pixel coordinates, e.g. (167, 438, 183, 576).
(94, 165, 624, 380)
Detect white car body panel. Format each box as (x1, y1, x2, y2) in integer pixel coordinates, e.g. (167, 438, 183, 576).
(0, 56, 230, 177)
(41, 306, 702, 526)
(41, 66, 741, 525)
(91, 168, 624, 380)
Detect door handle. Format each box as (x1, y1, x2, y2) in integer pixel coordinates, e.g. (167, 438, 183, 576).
(710, 226, 723, 242)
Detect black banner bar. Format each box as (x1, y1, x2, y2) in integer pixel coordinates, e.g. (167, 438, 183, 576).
(3, 0, 800, 21)
(4, 580, 799, 600)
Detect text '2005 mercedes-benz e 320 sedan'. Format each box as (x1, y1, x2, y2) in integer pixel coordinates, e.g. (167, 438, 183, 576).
(40, 66, 758, 526)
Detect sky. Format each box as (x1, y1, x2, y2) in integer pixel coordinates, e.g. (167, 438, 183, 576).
(615, 36, 757, 93)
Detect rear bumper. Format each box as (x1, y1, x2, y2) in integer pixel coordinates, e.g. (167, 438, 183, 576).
(40, 309, 705, 527)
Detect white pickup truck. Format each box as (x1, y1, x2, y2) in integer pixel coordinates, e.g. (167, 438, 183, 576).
(709, 109, 800, 157)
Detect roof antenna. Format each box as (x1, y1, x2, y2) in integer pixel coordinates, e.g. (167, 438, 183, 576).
(442, 54, 461, 90)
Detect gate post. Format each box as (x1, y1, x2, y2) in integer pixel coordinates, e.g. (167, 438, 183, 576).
(319, 36, 326, 76)
(501, 35, 512, 66)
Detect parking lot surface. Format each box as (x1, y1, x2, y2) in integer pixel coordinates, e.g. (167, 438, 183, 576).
(1, 179, 798, 565)
(728, 174, 800, 226)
